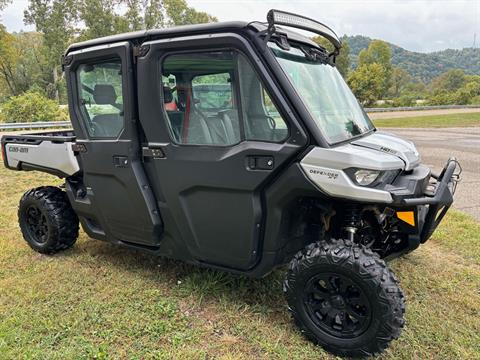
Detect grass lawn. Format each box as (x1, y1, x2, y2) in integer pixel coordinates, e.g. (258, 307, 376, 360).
(373, 112, 480, 128)
(0, 167, 479, 359)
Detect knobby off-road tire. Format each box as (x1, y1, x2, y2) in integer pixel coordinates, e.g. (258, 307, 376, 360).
(284, 239, 405, 358)
(18, 186, 79, 254)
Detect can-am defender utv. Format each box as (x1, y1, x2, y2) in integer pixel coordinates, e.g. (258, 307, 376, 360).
(1, 10, 460, 357)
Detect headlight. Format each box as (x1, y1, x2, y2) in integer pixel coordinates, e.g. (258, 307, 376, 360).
(348, 169, 400, 187)
(354, 169, 380, 186)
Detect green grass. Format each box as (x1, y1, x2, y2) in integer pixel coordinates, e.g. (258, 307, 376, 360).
(0, 167, 479, 359)
(373, 112, 480, 128)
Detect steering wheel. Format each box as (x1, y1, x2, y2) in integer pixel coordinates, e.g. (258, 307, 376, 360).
(267, 116, 277, 141)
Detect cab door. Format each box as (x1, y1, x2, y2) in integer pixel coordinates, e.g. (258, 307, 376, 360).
(136, 34, 307, 270)
(65, 42, 162, 245)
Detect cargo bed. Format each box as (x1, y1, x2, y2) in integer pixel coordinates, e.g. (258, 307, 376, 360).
(1, 130, 80, 178)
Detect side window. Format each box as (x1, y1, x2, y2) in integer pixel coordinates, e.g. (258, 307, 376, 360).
(77, 59, 124, 138)
(261, 88, 288, 136)
(161, 50, 288, 146)
(192, 73, 233, 113)
(237, 55, 289, 142)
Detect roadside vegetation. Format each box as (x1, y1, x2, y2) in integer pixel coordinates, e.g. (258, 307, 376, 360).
(346, 43, 480, 107)
(0, 89, 68, 123)
(0, 0, 217, 123)
(0, 1, 477, 125)
(373, 112, 480, 128)
(0, 167, 479, 359)
(345, 35, 480, 83)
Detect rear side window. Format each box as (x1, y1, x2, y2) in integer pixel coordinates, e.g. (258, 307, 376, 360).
(161, 50, 288, 146)
(77, 60, 124, 138)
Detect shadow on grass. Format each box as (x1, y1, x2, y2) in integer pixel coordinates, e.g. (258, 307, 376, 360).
(60, 236, 287, 315)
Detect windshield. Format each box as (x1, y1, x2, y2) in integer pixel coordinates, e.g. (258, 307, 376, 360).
(269, 43, 374, 144)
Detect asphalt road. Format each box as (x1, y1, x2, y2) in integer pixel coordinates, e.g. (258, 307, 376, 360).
(380, 127, 480, 221)
(368, 107, 480, 120)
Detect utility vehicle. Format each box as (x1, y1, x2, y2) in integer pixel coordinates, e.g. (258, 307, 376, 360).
(1, 10, 460, 357)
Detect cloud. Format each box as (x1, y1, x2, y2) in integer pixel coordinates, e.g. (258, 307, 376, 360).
(189, 0, 479, 52)
(2, 0, 478, 52)
(1, 0, 34, 33)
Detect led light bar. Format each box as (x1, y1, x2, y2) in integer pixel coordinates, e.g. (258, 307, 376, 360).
(267, 9, 341, 50)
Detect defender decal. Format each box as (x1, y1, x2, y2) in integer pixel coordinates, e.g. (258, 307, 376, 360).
(309, 168, 339, 180)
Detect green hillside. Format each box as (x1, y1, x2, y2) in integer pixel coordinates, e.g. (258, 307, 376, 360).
(344, 35, 480, 83)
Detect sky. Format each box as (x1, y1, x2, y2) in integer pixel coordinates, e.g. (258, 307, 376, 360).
(2, 0, 479, 53)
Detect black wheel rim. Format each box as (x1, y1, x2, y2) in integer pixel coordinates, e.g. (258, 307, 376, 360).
(25, 205, 49, 244)
(303, 272, 372, 338)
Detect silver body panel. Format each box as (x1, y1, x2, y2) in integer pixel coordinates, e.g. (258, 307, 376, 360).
(300, 131, 421, 203)
(351, 131, 420, 170)
(5, 141, 79, 176)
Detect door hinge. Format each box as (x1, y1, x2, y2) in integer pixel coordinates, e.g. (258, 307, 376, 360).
(61, 55, 73, 71)
(142, 145, 166, 160)
(71, 143, 87, 154)
(133, 45, 150, 62)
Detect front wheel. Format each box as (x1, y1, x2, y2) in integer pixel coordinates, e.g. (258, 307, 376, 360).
(18, 186, 79, 254)
(284, 239, 405, 358)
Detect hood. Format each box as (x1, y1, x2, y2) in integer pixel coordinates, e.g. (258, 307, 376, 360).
(351, 131, 421, 170)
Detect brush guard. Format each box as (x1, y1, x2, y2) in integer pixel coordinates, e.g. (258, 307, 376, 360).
(400, 157, 461, 243)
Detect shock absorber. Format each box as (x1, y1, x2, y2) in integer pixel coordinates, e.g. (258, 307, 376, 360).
(342, 205, 362, 242)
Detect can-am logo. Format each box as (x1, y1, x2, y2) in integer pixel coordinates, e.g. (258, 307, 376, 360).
(309, 168, 338, 180)
(8, 146, 29, 153)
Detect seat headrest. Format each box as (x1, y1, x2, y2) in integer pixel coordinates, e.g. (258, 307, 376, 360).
(93, 84, 117, 105)
(163, 86, 173, 103)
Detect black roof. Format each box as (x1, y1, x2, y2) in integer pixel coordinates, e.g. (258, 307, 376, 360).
(66, 21, 320, 54)
(67, 22, 249, 53)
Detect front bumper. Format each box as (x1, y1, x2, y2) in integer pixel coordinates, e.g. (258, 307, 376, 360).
(392, 158, 461, 244)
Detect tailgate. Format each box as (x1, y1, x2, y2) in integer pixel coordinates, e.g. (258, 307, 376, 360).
(1, 131, 79, 178)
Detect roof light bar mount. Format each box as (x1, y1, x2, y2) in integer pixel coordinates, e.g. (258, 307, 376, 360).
(266, 9, 342, 54)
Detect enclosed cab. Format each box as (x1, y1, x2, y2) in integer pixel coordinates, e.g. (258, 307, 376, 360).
(1, 10, 460, 357)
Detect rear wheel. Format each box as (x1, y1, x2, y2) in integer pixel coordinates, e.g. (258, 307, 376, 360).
(284, 239, 405, 358)
(18, 186, 79, 254)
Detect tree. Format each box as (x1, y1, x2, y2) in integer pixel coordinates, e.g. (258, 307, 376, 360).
(347, 63, 385, 106)
(426, 90, 456, 105)
(164, 0, 217, 26)
(77, 0, 123, 40)
(430, 69, 467, 93)
(23, 0, 217, 102)
(24, 0, 78, 101)
(454, 81, 480, 104)
(143, 0, 165, 29)
(358, 40, 392, 97)
(25, 0, 217, 48)
(110, 0, 217, 34)
(358, 40, 391, 68)
(0, 27, 52, 99)
(0, 89, 67, 123)
(312, 36, 350, 78)
(0, 0, 11, 10)
(0, 25, 20, 96)
(389, 67, 411, 97)
(15, 32, 53, 94)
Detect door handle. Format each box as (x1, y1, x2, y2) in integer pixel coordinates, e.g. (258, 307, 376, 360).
(247, 155, 274, 170)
